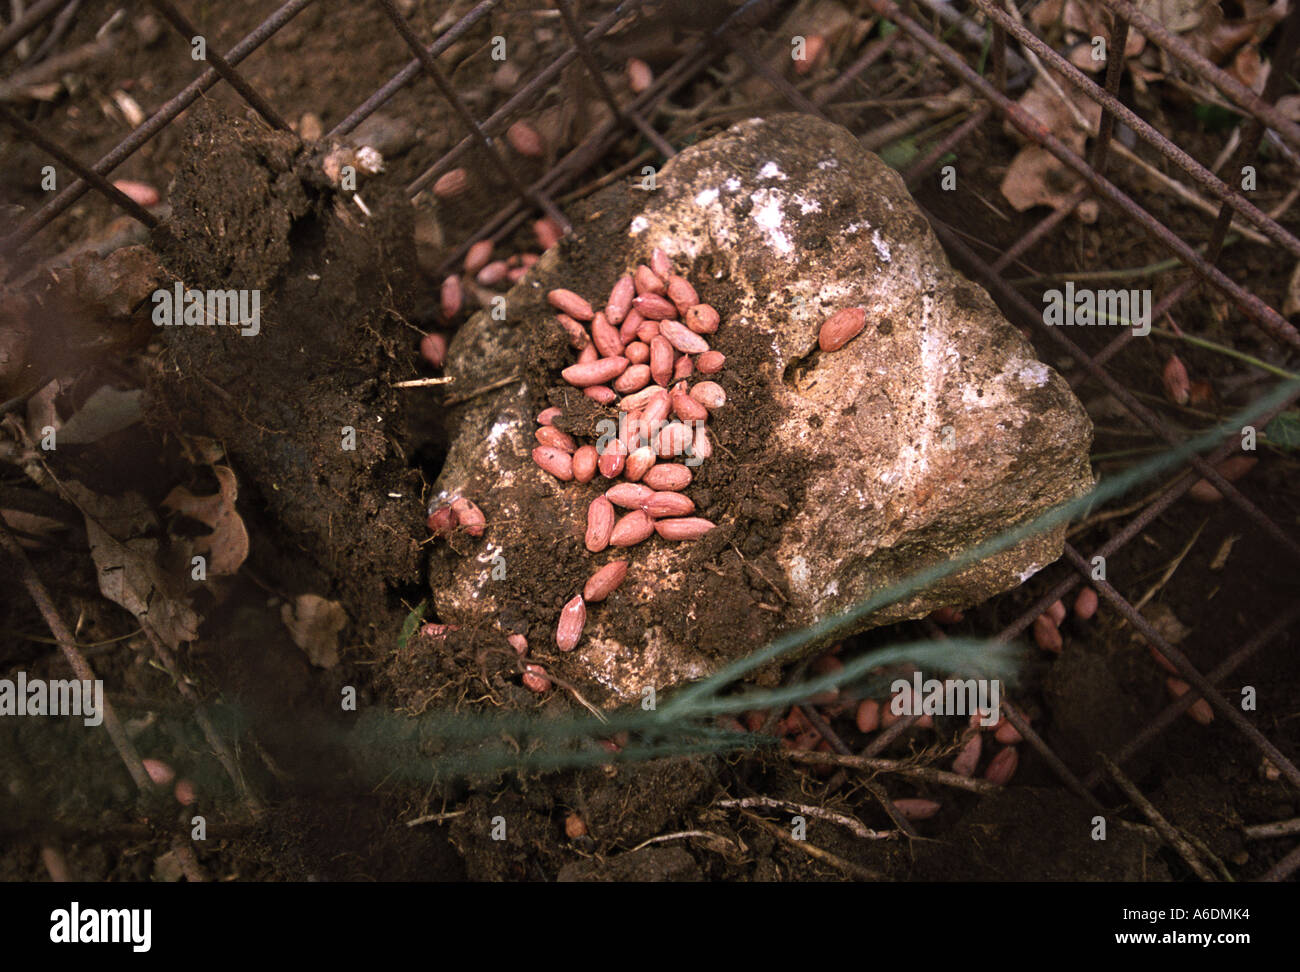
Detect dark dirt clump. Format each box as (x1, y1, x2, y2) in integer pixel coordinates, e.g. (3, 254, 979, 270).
(148, 103, 428, 637)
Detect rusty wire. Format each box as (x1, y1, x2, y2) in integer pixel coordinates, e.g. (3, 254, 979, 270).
(2, 0, 1298, 879)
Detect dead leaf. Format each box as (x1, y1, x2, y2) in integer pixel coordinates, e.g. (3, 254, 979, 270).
(58, 386, 143, 445)
(1229, 43, 1268, 92)
(1188, 0, 1283, 64)
(1063, 0, 1105, 36)
(1136, 0, 1219, 34)
(64, 483, 200, 649)
(1069, 42, 1104, 73)
(162, 466, 249, 576)
(1000, 73, 1101, 212)
(281, 595, 347, 668)
(1028, 0, 1102, 36)
(70, 244, 165, 319)
(0, 509, 66, 546)
(1001, 144, 1086, 211)
(1030, 0, 1064, 31)
(1015, 73, 1102, 151)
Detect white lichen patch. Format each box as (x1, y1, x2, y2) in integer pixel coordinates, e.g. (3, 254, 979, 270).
(758, 161, 787, 181)
(694, 187, 720, 207)
(1017, 563, 1044, 583)
(871, 229, 891, 262)
(750, 189, 793, 254)
(1016, 361, 1051, 387)
(817, 158, 839, 170)
(788, 554, 811, 596)
(895, 292, 945, 478)
(793, 193, 821, 214)
(485, 417, 513, 458)
(723, 176, 742, 192)
(629, 215, 649, 234)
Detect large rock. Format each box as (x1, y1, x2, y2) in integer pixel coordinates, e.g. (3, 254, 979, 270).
(428, 115, 1092, 705)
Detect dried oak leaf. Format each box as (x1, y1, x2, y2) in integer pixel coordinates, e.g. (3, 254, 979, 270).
(162, 465, 249, 576)
(1001, 144, 1086, 211)
(1000, 74, 1102, 212)
(281, 594, 347, 668)
(1136, 0, 1219, 34)
(64, 483, 200, 649)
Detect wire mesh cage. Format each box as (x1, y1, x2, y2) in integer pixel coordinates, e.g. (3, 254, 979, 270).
(1, 0, 1298, 885)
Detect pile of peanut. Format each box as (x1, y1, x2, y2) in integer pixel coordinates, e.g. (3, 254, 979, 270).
(427, 248, 872, 694)
(534, 248, 729, 656)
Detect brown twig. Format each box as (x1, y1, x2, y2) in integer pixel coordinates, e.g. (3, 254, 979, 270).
(393, 376, 455, 388)
(140, 622, 263, 815)
(441, 373, 522, 406)
(717, 796, 897, 840)
(628, 829, 742, 854)
(1244, 817, 1300, 840)
(0, 517, 150, 791)
(738, 808, 884, 881)
(1100, 754, 1216, 881)
(785, 750, 998, 793)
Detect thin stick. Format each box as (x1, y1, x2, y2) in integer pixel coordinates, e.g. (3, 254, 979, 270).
(406, 810, 467, 827)
(1068, 477, 1184, 536)
(738, 809, 884, 881)
(1100, 754, 1217, 882)
(717, 797, 897, 840)
(785, 750, 997, 793)
(0, 518, 150, 791)
(140, 623, 263, 813)
(628, 830, 741, 854)
(441, 373, 522, 406)
(1111, 142, 1269, 246)
(393, 377, 455, 388)
(1150, 327, 1300, 381)
(1010, 184, 1299, 288)
(520, 657, 608, 725)
(1121, 520, 1205, 624)
(1244, 817, 1300, 840)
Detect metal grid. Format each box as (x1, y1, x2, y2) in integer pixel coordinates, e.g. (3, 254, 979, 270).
(3, 0, 1299, 880)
